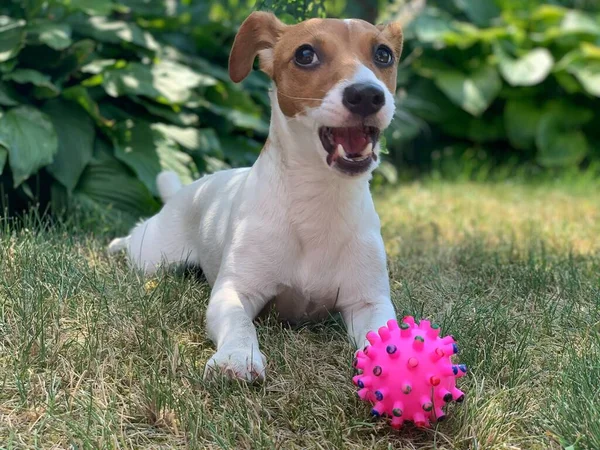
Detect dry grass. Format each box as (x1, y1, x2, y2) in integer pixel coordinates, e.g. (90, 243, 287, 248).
(0, 181, 598, 449)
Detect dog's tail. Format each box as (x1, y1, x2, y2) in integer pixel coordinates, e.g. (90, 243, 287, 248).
(157, 171, 182, 204)
(108, 236, 129, 254)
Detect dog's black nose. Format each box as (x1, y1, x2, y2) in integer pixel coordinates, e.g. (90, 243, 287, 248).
(343, 83, 386, 117)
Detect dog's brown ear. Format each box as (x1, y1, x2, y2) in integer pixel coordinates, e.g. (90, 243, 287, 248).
(376, 21, 404, 58)
(229, 12, 285, 83)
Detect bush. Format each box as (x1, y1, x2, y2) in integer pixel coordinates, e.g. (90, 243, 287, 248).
(387, 0, 600, 176)
(0, 0, 277, 217)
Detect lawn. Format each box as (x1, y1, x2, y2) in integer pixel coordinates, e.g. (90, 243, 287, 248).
(0, 181, 598, 449)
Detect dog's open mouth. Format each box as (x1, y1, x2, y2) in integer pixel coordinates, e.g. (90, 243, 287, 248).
(319, 126, 380, 175)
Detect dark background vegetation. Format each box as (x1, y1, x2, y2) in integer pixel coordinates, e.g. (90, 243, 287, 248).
(0, 0, 598, 218)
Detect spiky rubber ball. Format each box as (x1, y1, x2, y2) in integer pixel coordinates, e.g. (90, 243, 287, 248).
(353, 316, 466, 428)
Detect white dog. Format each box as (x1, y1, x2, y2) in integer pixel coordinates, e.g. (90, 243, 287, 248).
(109, 12, 403, 382)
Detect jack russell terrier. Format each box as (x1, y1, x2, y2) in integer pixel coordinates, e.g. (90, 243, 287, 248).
(109, 12, 403, 382)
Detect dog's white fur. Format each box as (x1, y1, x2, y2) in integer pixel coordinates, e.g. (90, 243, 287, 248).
(109, 58, 397, 381)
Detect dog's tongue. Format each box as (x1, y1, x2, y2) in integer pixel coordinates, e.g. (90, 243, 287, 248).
(332, 127, 369, 155)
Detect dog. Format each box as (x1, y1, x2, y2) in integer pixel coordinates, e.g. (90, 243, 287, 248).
(109, 12, 403, 382)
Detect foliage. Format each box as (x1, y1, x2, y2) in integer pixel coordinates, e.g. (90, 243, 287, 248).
(0, 0, 274, 216)
(0, 0, 598, 216)
(387, 0, 600, 173)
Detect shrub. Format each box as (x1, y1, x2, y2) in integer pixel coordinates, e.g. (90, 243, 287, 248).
(0, 0, 274, 217)
(387, 0, 600, 176)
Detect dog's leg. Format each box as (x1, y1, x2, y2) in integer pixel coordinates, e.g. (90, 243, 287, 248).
(341, 299, 397, 350)
(203, 280, 268, 382)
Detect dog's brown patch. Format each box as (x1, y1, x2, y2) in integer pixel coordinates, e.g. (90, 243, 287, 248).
(229, 14, 403, 117)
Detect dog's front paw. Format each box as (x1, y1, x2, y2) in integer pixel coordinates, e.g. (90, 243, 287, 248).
(203, 347, 266, 383)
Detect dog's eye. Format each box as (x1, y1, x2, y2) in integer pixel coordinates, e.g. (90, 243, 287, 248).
(374, 45, 394, 67)
(294, 45, 319, 67)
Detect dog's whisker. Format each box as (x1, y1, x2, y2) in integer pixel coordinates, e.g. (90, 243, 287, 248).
(278, 91, 323, 102)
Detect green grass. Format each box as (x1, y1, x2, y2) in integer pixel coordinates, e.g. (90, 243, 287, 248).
(1, 181, 599, 449)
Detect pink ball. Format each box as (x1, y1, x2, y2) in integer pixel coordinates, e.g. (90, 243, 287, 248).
(353, 316, 466, 428)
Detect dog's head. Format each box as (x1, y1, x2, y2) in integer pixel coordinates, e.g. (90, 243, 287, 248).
(229, 12, 403, 177)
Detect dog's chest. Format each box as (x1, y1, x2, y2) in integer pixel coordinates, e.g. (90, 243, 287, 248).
(273, 244, 345, 321)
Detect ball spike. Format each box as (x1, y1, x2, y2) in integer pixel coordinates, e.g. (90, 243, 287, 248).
(420, 395, 433, 412)
(355, 356, 368, 369)
(439, 343, 458, 356)
(407, 357, 419, 369)
(430, 347, 444, 362)
(378, 326, 391, 342)
(386, 319, 399, 331)
(412, 336, 425, 351)
(371, 401, 385, 417)
(440, 335, 455, 344)
(357, 376, 373, 388)
(366, 331, 380, 345)
(413, 412, 428, 428)
(428, 322, 441, 338)
(429, 374, 441, 386)
(455, 364, 467, 378)
(403, 316, 416, 327)
(402, 382, 412, 394)
(440, 364, 456, 377)
(452, 387, 465, 402)
(434, 407, 445, 422)
(419, 319, 431, 330)
(438, 388, 453, 403)
(374, 387, 388, 401)
(385, 344, 398, 357)
(365, 346, 379, 360)
(392, 401, 404, 417)
(357, 388, 370, 400)
(391, 417, 404, 429)
(399, 321, 411, 337)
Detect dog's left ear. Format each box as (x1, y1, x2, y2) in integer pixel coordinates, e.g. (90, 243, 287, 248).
(229, 12, 286, 83)
(376, 22, 404, 58)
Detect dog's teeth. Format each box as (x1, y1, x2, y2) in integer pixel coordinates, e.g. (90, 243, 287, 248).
(361, 142, 373, 156)
(336, 144, 345, 156)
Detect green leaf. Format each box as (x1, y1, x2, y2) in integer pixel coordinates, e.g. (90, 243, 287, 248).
(81, 59, 118, 74)
(535, 104, 592, 167)
(103, 61, 216, 104)
(3, 69, 60, 98)
(27, 21, 72, 50)
(561, 10, 600, 36)
(153, 124, 221, 152)
(0, 144, 6, 174)
(117, 0, 179, 17)
(75, 142, 160, 217)
(497, 48, 554, 87)
(434, 66, 501, 116)
(113, 120, 194, 195)
(555, 49, 600, 97)
(504, 99, 543, 150)
(409, 8, 454, 44)
(68, 0, 113, 15)
(0, 59, 17, 74)
(0, 105, 58, 186)
(63, 85, 113, 128)
(537, 125, 588, 168)
(42, 99, 95, 191)
(0, 81, 20, 106)
(571, 61, 600, 97)
(374, 160, 398, 184)
(70, 16, 159, 51)
(453, 0, 500, 27)
(131, 96, 200, 127)
(0, 16, 26, 63)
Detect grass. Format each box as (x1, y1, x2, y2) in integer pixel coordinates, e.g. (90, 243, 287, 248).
(0, 181, 599, 449)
